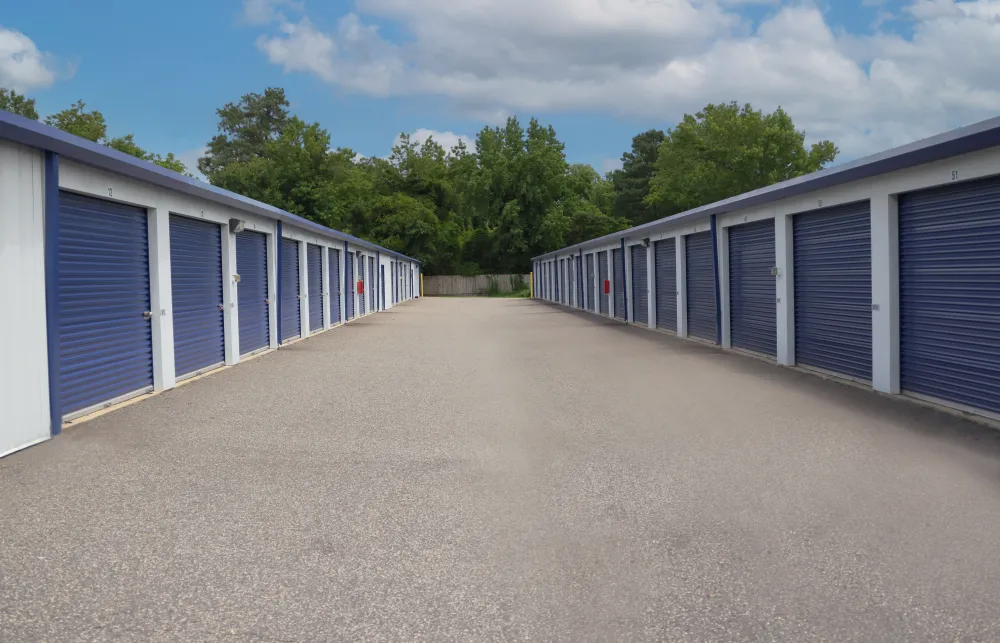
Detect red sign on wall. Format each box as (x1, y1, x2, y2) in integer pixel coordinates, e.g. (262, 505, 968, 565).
(603, 279, 610, 294)
(357, 280, 365, 294)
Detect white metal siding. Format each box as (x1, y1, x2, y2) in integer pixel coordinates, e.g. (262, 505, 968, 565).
(0, 141, 50, 455)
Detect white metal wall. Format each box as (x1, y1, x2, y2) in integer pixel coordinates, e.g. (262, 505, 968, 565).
(0, 140, 50, 456)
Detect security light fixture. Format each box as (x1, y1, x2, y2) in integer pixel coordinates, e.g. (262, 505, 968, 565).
(229, 218, 246, 234)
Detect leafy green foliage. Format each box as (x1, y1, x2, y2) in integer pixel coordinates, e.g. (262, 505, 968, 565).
(3, 91, 191, 175)
(6, 84, 840, 275)
(647, 102, 838, 215)
(44, 100, 107, 143)
(0, 88, 39, 120)
(610, 129, 668, 226)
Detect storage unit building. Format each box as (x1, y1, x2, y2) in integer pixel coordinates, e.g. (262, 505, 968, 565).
(654, 238, 676, 332)
(529, 114, 1000, 425)
(631, 245, 648, 326)
(727, 219, 776, 357)
(793, 202, 872, 380)
(0, 111, 420, 458)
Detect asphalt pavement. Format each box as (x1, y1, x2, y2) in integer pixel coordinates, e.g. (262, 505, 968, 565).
(2, 297, 1000, 642)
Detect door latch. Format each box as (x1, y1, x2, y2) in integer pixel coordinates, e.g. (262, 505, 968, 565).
(142, 311, 153, 320)
(218, 304, 225, 311)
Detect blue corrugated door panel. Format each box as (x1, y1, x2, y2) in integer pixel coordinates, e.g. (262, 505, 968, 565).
(58, 192, 153, 417)
(631, 245, 648, 325)
(612, 248, 625, 320)
(280, 237, 301, 341)
(345, 253, 354, 320)
(685, 232, 717, 341)
(358, 256, 367, 316)
(381, 264, 386, 308)
(586, 254, 595, 312)
(370, 257, 376, 311)
(794, 202, 872, 380)
(329, 249, 341, 323)
(170, 215, 225, 378)
(307, 244, 323, 333)
(900, 175, 1000, 414)
(555, 260, 561, 303)
(728, 219, 777, 356)
(598, 251, 610, 315)
(236, 230, 270, 355)
(655, 238, 677, 332)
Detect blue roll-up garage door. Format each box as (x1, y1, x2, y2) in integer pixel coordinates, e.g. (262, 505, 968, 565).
(728, 219, 776, 356)
(612, 248, 625, 320)
(631, 245, 648, 325)
(686, 232, 716, 342)
(900, 175, 1000, 415)
(236, 230, 269, 355)
(794, 202, 872, 380)
(598, 251, 610, 315)
(555, 260, 561, 303)
(170, 215, 225, 379)
(330, 249, 341, 323)
(655, 238, 676, 332)
(586, 254, 595, 312)
(368, 256, 376, 312)
(358, 255, 367, 316)
(280, 238, 301, 342)
(58, 192, 153, 418)
(345, 253, 354, 320)
(307, 244, 323, 334)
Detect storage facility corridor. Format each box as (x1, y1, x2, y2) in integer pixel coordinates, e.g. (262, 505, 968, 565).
(3, 298, 1000, 642)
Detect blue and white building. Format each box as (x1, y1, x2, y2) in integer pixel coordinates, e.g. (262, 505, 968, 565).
(534, 117, 1000, 423)
(0, 111, 421, 457)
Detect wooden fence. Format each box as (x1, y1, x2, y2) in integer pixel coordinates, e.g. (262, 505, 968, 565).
(423, 274, 530, 296)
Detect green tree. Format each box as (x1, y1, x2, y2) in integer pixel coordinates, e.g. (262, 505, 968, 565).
(610, 129, 666, 225)
(45, 100, 107, 142)
(0, 88, 39, 120)
(647, 102, 838, 214)
(199, 87, 290, 179)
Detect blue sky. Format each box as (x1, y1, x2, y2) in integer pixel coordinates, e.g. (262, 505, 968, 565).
(2, 0, 998, 175)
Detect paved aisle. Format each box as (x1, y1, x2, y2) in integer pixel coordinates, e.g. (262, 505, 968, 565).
(2, 298, 1000, 641)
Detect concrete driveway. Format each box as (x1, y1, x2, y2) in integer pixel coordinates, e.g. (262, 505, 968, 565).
(3, 297, 1000, 642)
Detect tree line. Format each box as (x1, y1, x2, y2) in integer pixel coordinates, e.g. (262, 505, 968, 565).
(1, 87, 838, 275)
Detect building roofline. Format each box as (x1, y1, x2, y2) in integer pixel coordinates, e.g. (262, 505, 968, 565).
(0, 110, 421, 264)
(533, 115, 1000, 261)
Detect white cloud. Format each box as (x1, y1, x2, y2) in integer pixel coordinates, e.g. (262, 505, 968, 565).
(394, 128, 474, 155)
(248, 0, 1000, 158)
(241, 0, 302, 25)
(176, 146, 208, 180)
(0, 26, 65, 91)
